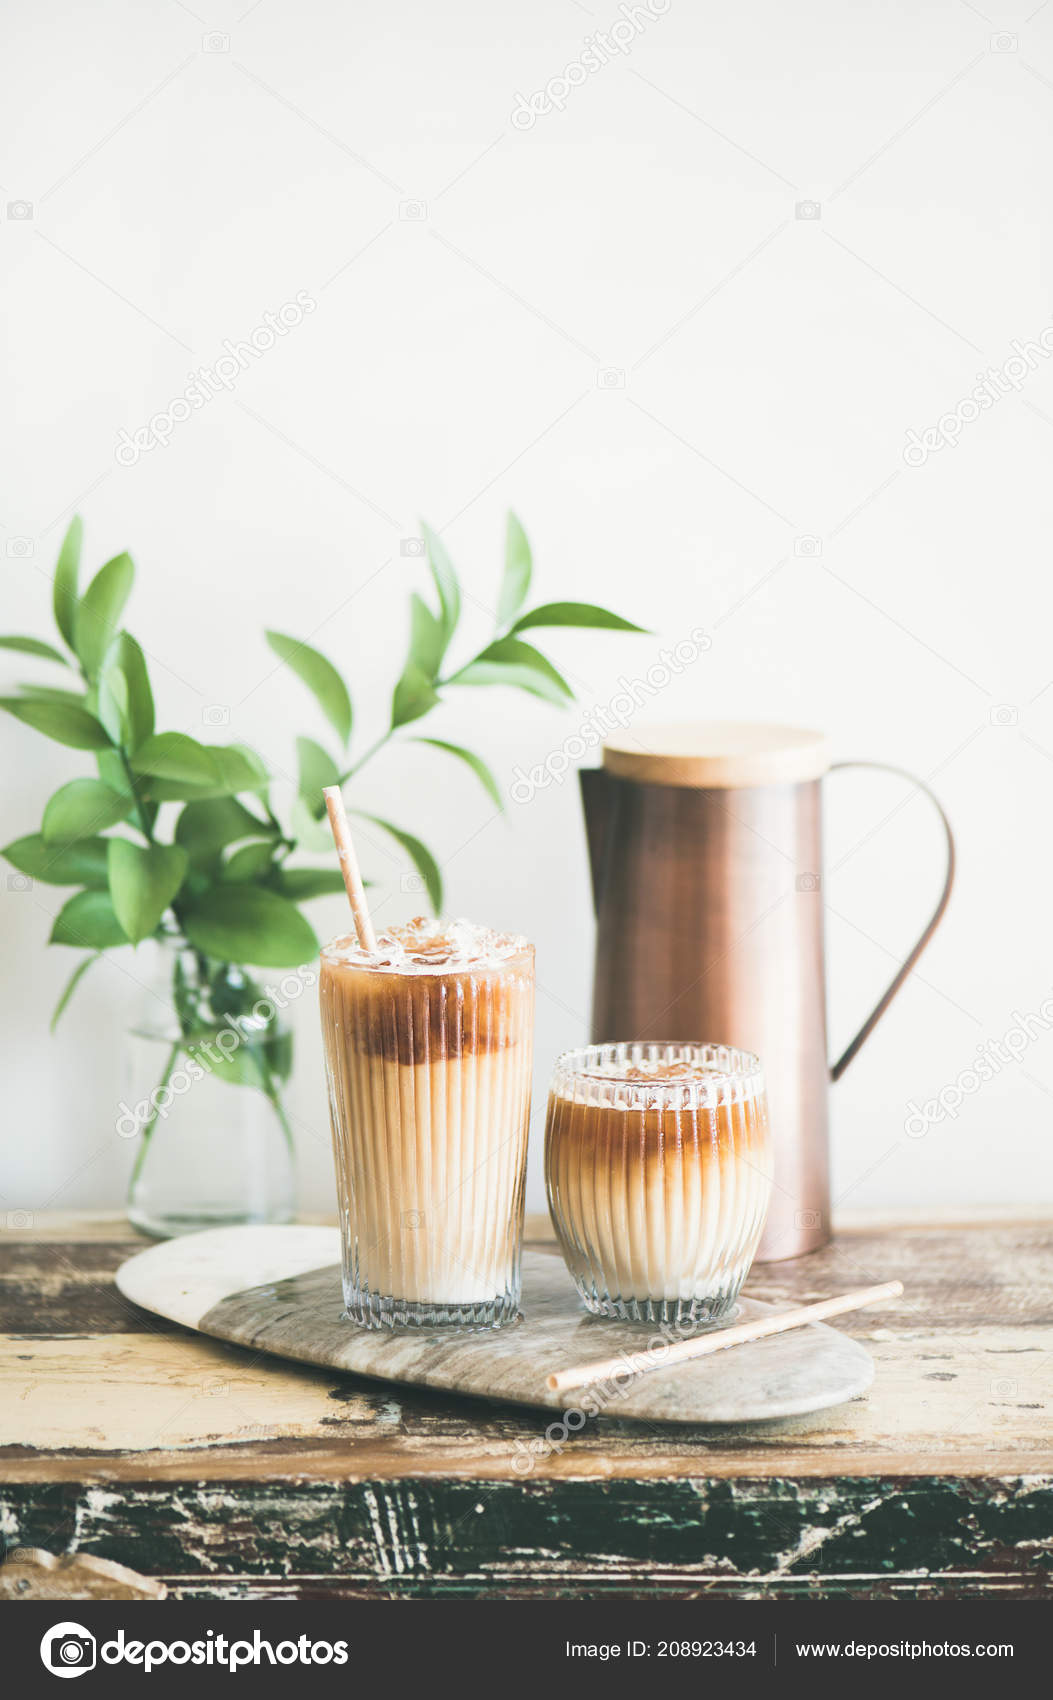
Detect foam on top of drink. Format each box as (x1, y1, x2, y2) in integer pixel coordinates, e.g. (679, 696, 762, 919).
(584, 1059, 725, 1084)
(321, 915, 530, 975)
(551, 1046, 765, 1110)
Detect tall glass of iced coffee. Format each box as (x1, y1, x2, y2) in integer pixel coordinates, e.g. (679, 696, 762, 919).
(320, 917, 534, 1329)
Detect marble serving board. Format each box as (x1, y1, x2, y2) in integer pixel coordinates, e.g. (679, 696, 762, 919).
(116, 1226, 874, 1423)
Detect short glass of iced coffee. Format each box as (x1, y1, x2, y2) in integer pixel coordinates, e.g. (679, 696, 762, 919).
(544, 1042, 771, 1326)
(320, 917, 534, 1329)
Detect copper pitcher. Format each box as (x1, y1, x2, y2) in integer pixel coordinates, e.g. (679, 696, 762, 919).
(579, 723, 955, 1261)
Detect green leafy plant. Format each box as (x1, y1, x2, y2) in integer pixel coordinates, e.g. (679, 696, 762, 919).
(2, 512, 643, 1138)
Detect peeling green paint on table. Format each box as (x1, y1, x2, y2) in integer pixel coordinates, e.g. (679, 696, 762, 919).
(3, 1475, 1052, 1599)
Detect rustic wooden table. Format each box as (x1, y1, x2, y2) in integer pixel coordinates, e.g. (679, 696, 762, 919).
(1, 1209, 1050, 1600)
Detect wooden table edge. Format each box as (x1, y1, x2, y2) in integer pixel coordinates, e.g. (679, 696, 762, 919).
(4, 1204, 1052, 1244)
(4, 1445, 1052, 1485)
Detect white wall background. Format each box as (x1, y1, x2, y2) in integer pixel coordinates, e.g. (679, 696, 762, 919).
(2, 0, 1052, 1222)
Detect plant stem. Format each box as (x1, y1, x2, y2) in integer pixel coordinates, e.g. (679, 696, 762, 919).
(118, 747, 155, 844)
(333, 632, 513, 791)
(263, 802, 293, 847)
(118, 741, 195, 938)
(332, 628, 507, 793)
(248, 1046, 296, 1157)
(340, 730, 392, 784)
(269, 1081, 296, 1158)
(127, 1039, 182, 1196)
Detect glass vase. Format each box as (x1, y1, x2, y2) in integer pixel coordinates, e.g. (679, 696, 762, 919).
(124, 933, 296, 1237)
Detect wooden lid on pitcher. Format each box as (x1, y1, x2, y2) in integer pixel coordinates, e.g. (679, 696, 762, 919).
(601, 722, 830, 790)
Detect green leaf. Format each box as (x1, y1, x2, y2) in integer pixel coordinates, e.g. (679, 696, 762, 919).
(277, 867, 352, 900)
(354, 812, 442, 913)
(129, 731, 217, 785)
(184, 1026, 293, 1091)
(42, 780, 130, 843)
(0, 697, 111, 749)
(391, 661, 441, 729)
(4, 833, 111, 888)
(175, 797, 277, 870)
(407, 592, 445, 678)
(222, 841, 277, 882)
(266, 630, 352, 747)
(205, 962, 261, 1021)
(131, 734, 268, 800)
(290, 794, 337, 853)
(19, 684, 86, 705)
(224, 743, 270, 796)
(155, 744, 268, 803)
(296, 736, 341, 817)
(391, 594, 445, 729)
(51, 953, 99, 1031)
(184, 1033, 265, 1090)
(510, 601, 648, 634)
(497, 513, 532, 629)
(262, 1027, 294, 1083)
(96, 748, 134, 797)
(0, 636, 70, 663)
(50, 888, 129, 949)
(106, 632, 154, 751)
(52, 517, 83, 651)
(413, 738, 504, 810)
(451, 637, 574, 705)
(420, 523, 461, 652)
(182, 885, 319, 968)
(74, 552, 135, 676)
(107, 840, 187, 944)
(94, 663, 128, 745)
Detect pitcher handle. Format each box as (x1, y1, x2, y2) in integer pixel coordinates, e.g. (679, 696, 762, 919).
(828, 760, 956, 1082)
